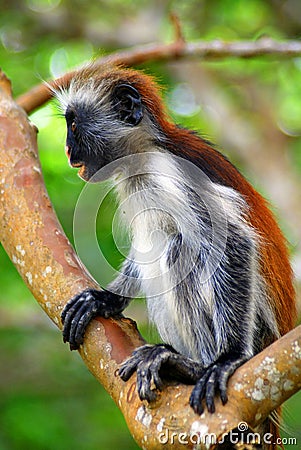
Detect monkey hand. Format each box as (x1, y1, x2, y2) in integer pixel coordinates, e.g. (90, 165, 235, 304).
(61, 288, 128, 350)
(118, 344, 204, 402)
(189, 353, 248, 414)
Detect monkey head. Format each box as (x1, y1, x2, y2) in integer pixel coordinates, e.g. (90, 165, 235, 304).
(55, 66, 169, 181)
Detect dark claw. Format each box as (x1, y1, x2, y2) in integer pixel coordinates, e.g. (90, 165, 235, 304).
(189, 355, 247, 414)
(63, 299, 88, 347)
(118, 345, 154, 381)
(119, 344, 203, 404)
(61, 288, 126, 350)
(218, 368, 229, 405)
(205, 371, 218, 413)
(189, 371, 208, 415)
(137, 365, 157, 402)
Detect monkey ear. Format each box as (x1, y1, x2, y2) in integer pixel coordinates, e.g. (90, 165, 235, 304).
(113, 84, 143, 126)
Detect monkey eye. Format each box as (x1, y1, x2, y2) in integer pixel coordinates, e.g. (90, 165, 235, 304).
(71, 122, 77, 132)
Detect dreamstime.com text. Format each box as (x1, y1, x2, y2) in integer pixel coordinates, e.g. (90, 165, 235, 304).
(157, 422, 298, 446)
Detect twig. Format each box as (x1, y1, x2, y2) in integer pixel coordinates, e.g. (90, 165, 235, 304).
(16, 37, 301, 114)
(169, 12, 186, 44)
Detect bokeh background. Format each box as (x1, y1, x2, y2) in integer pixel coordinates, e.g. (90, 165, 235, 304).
(0, 1, 301, 449)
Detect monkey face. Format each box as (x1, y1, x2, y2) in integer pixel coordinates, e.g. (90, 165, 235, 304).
(63, 83, 143, 181)
(64, 106, 102, 181)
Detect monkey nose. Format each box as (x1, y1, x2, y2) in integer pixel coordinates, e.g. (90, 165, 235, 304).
(65, 145, 71, 158)
(65, 145, 71, 157)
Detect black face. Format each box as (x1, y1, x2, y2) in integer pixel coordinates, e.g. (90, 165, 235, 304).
(64, 83, 143, 181)
(64, 106, 94, 180)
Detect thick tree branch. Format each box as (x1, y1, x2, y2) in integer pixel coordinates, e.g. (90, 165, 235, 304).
(16, 37, 301, 115)
(1, 71, 300, 449)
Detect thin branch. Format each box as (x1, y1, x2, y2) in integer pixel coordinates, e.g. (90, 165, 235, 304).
(169, 12, 186, 44)
(16, 37, 301, 114)
(1, 71, 301, 449)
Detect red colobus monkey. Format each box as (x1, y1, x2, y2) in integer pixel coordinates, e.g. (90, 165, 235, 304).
(57, 65, 296, 442)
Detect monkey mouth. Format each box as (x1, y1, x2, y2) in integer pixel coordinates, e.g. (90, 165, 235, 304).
(65, 146, 84, 169)
(77, 164, 92, 181)
(70, 158, 89, 180)
(68, 153, 85, 169)
(70, 161, 89, 180)
(70, 161, 84, 168)
(66, 148, 101, 181)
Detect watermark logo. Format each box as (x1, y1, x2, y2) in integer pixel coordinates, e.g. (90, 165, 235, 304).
(157, 421, 298, 446)
(72, 152, 230, 295)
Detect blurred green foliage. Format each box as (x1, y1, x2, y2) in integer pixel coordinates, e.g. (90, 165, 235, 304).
(0, 0, 301, 449)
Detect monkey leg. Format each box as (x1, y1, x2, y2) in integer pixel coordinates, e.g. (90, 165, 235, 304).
(118, 344, 204, 402)
(189, 354, 248, 414)
(61, 288, 129, 350)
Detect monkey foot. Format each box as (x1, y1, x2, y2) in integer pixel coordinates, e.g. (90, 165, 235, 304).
(189, 355, 248, 414)
(118, 344, 203, 402)
(61, 288, 126, 350)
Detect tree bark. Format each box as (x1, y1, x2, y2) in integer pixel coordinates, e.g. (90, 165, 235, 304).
(1, 71, 300, 449)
